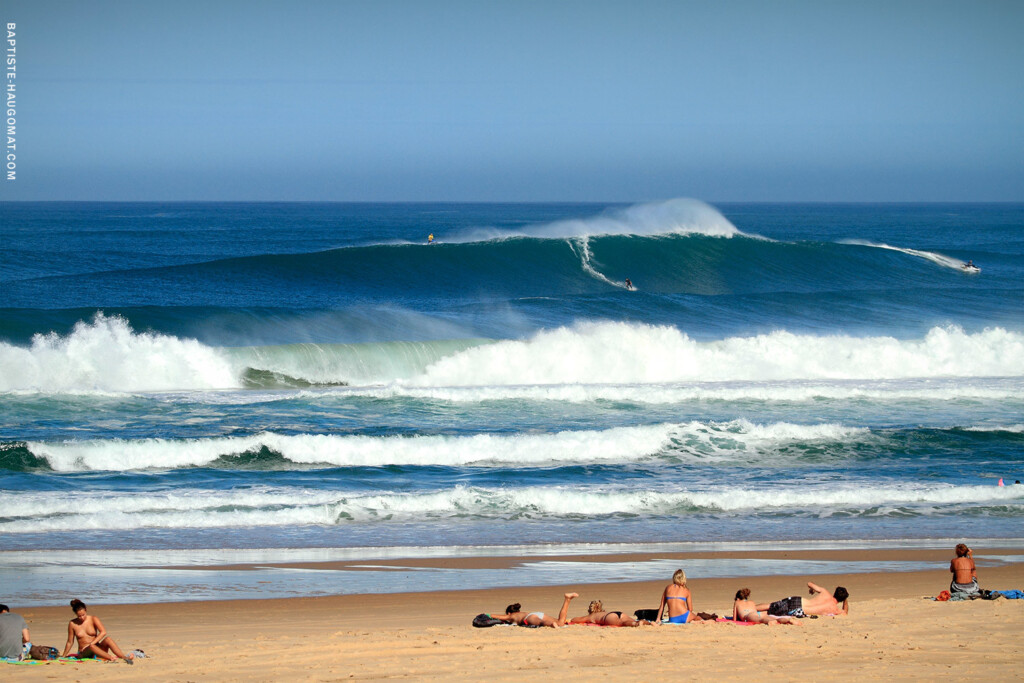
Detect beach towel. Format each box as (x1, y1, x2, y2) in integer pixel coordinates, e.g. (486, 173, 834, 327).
(3, 656, 105, 666)
(992, 590, 1024, 599)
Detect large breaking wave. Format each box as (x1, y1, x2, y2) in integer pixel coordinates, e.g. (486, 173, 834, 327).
(2, 315, 1022, 393)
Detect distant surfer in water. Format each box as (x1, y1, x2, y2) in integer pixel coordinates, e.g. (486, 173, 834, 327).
(427, 233, 434, 243)
(625, 278, 634, 290)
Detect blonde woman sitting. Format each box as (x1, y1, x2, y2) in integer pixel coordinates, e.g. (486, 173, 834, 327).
(655, 569, 702, 623)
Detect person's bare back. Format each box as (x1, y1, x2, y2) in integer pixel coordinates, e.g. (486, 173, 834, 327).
(951, 544, 976, 584)
(802, 586, 841, 615)
(950, 543, 978, 589)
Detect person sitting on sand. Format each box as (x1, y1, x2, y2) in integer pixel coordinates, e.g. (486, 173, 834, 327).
(950, 543, 980, 596)
(566, 597, 650, 627)
(62, 599, 135, 663)
(489, 593, 576, 628)
(654, 569, 702, 623)
(0, 604, 31, 661)
(756, 582, 849, 617)
(733, 589, 799, 625)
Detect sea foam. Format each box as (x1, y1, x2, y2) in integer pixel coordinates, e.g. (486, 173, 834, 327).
(412, 323, 1024, 386)
(19, 420, 865, 472)
(2, 482, 1020, 533)
(0, 314, 237, 392)
(3, 316, 1022, 394)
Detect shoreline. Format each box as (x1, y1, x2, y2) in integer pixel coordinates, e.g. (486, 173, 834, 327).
(5, 542, 1024, 608)
(5, 547, 1024, 680)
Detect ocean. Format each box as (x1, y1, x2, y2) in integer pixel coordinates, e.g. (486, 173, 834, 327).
(2, 199, 1023, 604)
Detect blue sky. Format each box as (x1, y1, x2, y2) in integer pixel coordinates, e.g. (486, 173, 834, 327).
(3, 0, 1022, 201)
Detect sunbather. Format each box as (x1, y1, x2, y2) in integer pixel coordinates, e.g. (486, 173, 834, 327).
(489, 592, 577, 628)
(654, 569, 702, 623)
(567, 598, 649, 627)
(734, 589, 799, 625)
(756, 581, 849, 616)
(62, 599, 135, 663)
(950, 543, 980, 595)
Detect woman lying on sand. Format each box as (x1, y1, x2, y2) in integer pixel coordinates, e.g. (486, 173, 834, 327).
(490, 593, 577, 627)
(62, 598, 136, 663)
(567, 597, 650, 627)
(654, 569, 703, 623)
(733, 589, 800, 626)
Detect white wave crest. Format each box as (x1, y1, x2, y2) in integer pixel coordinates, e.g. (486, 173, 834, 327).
(842, 239, 971, 271)
(411, 323, 1024, 386)
(5, 318, 1022, 394)
(0, 314, 238, 392)
(965, 424, 1024, 433)
(453, 198, 747, 242)
(345, 379, 1024, 404)
(22, 420, 861, 471)
(2, 482, 1020, 533)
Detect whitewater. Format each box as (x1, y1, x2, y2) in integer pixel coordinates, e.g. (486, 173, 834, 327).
(2, 200, 1023, 579)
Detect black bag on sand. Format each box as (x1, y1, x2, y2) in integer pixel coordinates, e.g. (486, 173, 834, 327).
(634, 609, 660, 622)
(472, 613, 505, 628)
(29, 645, 59, 660)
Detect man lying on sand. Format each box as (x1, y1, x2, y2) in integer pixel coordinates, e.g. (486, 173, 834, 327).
(950, 543, 980, 596)
(756, 582, 849, 617)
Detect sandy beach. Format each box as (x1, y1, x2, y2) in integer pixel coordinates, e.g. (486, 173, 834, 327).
(4, 547, 1023, 681)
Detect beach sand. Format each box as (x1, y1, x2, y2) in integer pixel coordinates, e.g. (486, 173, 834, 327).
(5, 548, 1023, 681)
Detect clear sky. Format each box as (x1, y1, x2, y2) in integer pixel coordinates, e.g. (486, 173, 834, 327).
(3, 0, 1022, 201)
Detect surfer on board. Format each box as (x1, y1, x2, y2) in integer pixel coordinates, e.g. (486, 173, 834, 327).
(625, 278, 634, 290)
(428, 233, 434, 244)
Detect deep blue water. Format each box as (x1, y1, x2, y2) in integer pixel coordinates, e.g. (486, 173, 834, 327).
(2, 200, 1023, 565)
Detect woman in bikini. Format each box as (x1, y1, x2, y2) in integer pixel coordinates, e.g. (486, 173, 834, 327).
(733, 589, 799, 626)
(568, 599, 648, 627)
(654, 568, 702, 623)
(489, 593, 577, 628)
(62, 599, 135, 662)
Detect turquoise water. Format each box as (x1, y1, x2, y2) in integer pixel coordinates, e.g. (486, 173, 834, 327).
(2, 200, 1023, 570)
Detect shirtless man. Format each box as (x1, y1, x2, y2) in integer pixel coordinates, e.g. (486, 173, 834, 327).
(62, 599, 134, 663)
(950, 543, 979, 595)
(756, 582, 849, 617)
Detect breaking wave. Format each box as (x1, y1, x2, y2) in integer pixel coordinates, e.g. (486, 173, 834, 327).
(2, 315, 1022, 394)
(2, 482, 1020, 533)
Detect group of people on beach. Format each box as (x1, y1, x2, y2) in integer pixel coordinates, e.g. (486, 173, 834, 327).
(488, 542, 990, 628)
(487, 569, 850, 628)
(0, 599, 136, 664)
